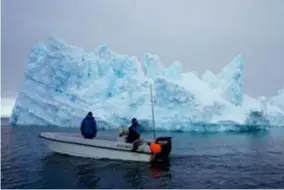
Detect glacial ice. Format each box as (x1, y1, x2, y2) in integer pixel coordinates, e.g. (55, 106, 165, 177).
(10, 37, 284, 132)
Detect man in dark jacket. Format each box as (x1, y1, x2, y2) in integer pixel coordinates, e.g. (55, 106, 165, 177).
(80, 112, 97, 139)
(126, 118, 141, 143)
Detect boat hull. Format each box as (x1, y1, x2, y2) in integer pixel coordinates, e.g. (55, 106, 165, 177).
(40, 132, 152, 162)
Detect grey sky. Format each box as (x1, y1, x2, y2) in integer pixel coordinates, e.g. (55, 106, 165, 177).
(1, 0, 284, 99)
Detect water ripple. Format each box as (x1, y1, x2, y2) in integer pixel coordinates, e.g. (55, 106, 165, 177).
(2, 125, 284, 188)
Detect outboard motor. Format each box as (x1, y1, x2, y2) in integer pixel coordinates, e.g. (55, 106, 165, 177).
(153, 136, 172, 161)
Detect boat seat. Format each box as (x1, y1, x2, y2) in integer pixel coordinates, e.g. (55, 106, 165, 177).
(95, 135, 118, 142)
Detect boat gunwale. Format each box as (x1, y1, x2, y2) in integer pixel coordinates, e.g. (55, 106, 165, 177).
(39, 133, 152, 155)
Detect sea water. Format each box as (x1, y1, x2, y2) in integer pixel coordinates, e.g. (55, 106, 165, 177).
(1, 118, 284, 188)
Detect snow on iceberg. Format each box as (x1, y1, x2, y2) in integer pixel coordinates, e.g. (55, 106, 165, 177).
(10, 37, 284, 131)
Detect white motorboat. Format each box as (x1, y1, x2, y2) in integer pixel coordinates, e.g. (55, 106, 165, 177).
(39, 132, 172, 162)
(39, 84, 172, 162)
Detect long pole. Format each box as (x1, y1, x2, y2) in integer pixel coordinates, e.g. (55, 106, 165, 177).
(262, 99, 267, 116)
(259, 96, 267, 116)
(150, 84, 156, 140)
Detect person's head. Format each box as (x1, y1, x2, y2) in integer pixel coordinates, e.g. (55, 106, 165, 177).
(131, 118, 138, 125)
(87, 112, 93, 117)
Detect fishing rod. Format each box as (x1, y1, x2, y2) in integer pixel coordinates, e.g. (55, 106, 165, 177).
(149, 83, 156, 140)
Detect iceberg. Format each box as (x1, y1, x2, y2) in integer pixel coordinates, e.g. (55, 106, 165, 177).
(10, 37, 284, 132)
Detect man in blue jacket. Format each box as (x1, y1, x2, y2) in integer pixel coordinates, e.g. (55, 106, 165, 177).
(80, 112, 97, 139)
(126, 118, 141, 143)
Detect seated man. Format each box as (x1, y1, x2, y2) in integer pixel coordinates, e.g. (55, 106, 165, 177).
(80, 112, 97, 139)
(126, 118, 141, 143)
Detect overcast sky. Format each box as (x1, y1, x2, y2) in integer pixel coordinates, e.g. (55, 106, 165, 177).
(1, 0, 284, 99)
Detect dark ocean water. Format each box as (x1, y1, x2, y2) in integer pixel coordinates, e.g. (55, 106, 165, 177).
(1, 117, 284, 189)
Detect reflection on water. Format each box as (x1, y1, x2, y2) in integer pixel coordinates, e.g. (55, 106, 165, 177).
(40, 153, 173, 188)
